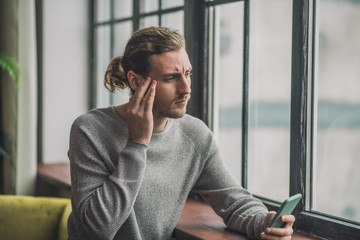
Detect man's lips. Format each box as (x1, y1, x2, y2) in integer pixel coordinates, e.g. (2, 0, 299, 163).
(175, 95, 191, 104)
(175, 99, 187, 104)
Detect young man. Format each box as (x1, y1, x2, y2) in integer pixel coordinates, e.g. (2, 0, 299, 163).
(67, 27, 295, 240)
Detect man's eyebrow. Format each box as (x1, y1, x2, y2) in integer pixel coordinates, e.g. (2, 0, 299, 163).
(161, 68, 192, 77)
(161, 72, 181, 78)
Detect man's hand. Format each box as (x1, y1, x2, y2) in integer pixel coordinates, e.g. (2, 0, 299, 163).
(260, 211, 295, 240)
(126, 77, 157, 145)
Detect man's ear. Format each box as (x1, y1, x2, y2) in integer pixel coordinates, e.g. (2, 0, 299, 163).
(127, 70, 141, 91)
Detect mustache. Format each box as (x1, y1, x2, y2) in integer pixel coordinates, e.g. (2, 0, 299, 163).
(175, 94, 191, 102)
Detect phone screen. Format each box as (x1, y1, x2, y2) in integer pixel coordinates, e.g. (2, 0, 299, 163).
(266, 193, 302, 228)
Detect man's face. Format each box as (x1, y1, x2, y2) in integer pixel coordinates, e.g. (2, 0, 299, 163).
(147, 48, 192, 119)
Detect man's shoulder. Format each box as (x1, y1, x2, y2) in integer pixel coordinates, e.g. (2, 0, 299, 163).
(173, 114, 213, 142)
(177, 114, 209, 129)
(72, 107, 119, 130)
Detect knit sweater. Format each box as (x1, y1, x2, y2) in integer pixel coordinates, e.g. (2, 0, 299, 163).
(67, 106, 268, 240)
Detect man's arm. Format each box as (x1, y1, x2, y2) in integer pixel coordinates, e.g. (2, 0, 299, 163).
(68, 78, 157, 239)
(191, 136, 268, 238)
(191, 135, 296, 239)
(69, 119, 148, 240)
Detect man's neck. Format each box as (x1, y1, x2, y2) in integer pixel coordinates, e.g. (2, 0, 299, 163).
(153, 114, 168, 132)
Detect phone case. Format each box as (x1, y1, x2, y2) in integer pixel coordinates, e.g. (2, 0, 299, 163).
(266, 193, 302, 228)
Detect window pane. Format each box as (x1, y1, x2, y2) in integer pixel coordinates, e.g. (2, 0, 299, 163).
(95, 0, 111, 22)
(140, 15, 159, 28)
(140, 0, 158, 13)
(113, 22, 133, 105)
(161, 0, 184, 9)
(114, 0, 132, 19)
(312, 0, 360, 222)
(211, 2, 244, 184)
(113, 21, 132, 57)
(95, 26, 112, 108)
(161, 11, 184, 34)
(247, 0, 292, 201)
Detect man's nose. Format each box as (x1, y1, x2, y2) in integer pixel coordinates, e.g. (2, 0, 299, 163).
(178, 74, 191, 94)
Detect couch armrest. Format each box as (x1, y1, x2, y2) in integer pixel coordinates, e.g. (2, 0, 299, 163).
(0, 195, 70, 240)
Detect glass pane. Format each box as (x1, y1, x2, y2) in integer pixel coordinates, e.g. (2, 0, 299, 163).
(211, 2, 244, 184)
(96, 26, 112, 108)
(161, 0, 184, 9)
(113, 21, 132, 57)
(161, 11, 184, 34)
(312, 0, 360, 222)
(140, 15, 159, 28)
(114, 0, 132, 19)
(95, 0, 111, 22)
(140, 0, 158, 13)
(247, 0, 292, 201)
(112, 22, 133, 105)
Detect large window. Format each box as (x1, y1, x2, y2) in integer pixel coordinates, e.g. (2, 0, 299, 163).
(91, 0, 360, 239)
(312, 0, 360, 223)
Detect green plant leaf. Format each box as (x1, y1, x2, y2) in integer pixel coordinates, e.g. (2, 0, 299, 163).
(0, 53, 20, 89)
(0, 132, 15, 168)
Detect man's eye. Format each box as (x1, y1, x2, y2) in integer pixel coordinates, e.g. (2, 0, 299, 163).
(185, 72, 192, 78)
(165, 76, 176, 81)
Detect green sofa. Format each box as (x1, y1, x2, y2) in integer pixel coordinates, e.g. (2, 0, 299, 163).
(0, 195, 71, 240)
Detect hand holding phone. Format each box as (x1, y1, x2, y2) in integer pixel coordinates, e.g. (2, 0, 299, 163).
(266, 193, 302, 229)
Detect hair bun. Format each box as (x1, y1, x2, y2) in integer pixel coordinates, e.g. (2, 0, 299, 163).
(104, 56, 128, 92)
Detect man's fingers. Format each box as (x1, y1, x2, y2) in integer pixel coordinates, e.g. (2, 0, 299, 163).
(131, 77, 152, 105)
(261, 232, 292, 240)
(265, 226, 293, 237)
(143, 80, 157, 112)
(264, 211, 276, 228)
(262, 214, 295, 239)
(281, 215, 295, 227)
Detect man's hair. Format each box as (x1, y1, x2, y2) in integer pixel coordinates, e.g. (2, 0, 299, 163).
(104, 26, 186, 93)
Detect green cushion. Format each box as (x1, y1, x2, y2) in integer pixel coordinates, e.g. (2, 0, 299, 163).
(0, 195, 71, 240)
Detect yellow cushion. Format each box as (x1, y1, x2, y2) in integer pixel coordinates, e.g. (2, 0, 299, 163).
(0, 195, 70, 240)
(58, 201, 72, 240)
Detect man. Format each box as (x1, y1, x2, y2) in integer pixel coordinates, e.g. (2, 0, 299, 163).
(67, 27, 295, 240)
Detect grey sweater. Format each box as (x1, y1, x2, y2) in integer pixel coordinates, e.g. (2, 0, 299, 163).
(67, 106, 267, 240)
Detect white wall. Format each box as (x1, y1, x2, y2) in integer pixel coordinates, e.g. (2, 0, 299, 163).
(42, 0, 88, 163)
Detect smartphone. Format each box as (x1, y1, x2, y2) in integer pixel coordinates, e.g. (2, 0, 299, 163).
(266, 193, 302, 228)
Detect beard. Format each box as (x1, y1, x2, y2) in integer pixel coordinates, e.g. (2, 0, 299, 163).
(153, 94, 191, 119)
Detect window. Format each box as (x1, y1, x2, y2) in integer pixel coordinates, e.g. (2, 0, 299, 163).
(247, 0, 292, 202)
(209, 1, 245, 186)
(311, 0, 360, 224)
(90, 0, 360, 239)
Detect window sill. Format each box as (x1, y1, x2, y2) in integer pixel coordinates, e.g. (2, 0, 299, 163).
(36, 163, 71, 198)
(175, 199, 321, 240)
(37, 163, 321, 240)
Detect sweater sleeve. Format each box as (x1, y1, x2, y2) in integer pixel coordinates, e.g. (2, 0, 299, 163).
(191, 136, 268, 239)
(68, 117, 147, 240)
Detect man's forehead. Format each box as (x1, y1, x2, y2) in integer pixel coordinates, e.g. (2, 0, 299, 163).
(149, 49, 192, 72)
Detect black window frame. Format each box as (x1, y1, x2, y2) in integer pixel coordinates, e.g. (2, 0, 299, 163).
(89, 0, 360, 239)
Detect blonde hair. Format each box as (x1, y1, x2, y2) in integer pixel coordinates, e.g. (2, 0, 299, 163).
(104, 27, 186, 93)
